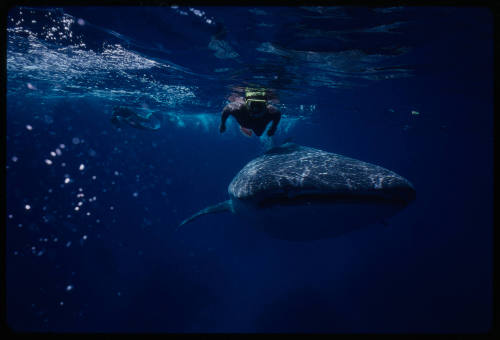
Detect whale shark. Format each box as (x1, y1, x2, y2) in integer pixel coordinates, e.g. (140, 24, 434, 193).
(178, 143, 415, 241)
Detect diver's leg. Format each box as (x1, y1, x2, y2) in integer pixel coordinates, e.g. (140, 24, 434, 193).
(259, 134, 274, 151)
(253, 124, 265, 137)
(268, 135, 276, 147)
(133, 114, 161, 130)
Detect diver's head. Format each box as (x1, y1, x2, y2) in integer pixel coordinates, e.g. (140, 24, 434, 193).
(244, 87, 268, 114)
(246, 98, 267, 113)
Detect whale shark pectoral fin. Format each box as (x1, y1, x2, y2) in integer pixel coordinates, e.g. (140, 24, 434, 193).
(177, 200, 232, 231)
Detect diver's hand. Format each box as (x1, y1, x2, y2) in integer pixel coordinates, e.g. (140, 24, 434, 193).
(219, 124, 226, 133)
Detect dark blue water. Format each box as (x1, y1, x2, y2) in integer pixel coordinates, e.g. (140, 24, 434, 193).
(6, 6, 493, 333)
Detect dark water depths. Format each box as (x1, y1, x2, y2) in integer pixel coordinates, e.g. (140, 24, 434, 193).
(6, 6, 493, 333)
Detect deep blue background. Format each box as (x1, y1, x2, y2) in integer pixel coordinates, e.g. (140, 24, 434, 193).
(6, 6, 493, 333)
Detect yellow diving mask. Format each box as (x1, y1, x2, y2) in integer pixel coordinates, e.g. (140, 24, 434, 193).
(245, 98, 266, 105)
(245, 87, 268, 109)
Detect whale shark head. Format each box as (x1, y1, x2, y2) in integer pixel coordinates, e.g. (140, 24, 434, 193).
(229, 143, 415, 206)
(179, 143, 415, 241)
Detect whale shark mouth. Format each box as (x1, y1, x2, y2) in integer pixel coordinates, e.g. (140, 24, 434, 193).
(251, 187, 416, 208)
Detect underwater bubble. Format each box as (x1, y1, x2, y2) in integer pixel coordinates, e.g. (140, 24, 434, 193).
(56, 148, 62, 156)
(132, 192, 138, 197)
(60, 144, 65, 149)
(66, 285, 73, 292)
(79, 164, 85, 171)
(50, 151, 56, 157)
(64, 178, 70, 184)
(77, 18, 85, 25)
(12, 156, 18, 162)
(26, 124, 33, 130)
(72, 137, 80, 145)
(45, 159, 52, 165)
(25, 204, 31, 210)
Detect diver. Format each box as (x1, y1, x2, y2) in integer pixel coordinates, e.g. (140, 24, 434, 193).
(111, 106, 161, 131)
(219, 88, 281, 137)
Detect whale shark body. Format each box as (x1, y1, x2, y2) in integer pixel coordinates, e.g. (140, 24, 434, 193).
(179, 143, 415, 241)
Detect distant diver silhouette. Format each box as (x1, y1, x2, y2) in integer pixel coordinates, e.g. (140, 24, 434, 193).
(111, 106, 162, 131)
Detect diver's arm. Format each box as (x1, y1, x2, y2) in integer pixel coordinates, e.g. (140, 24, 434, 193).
(220, 106, 232, 133)
(267, 106, 281, 136)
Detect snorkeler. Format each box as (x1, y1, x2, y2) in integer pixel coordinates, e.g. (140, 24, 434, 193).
(219, 88, 281, 137)
(111, 106, 161, 131)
